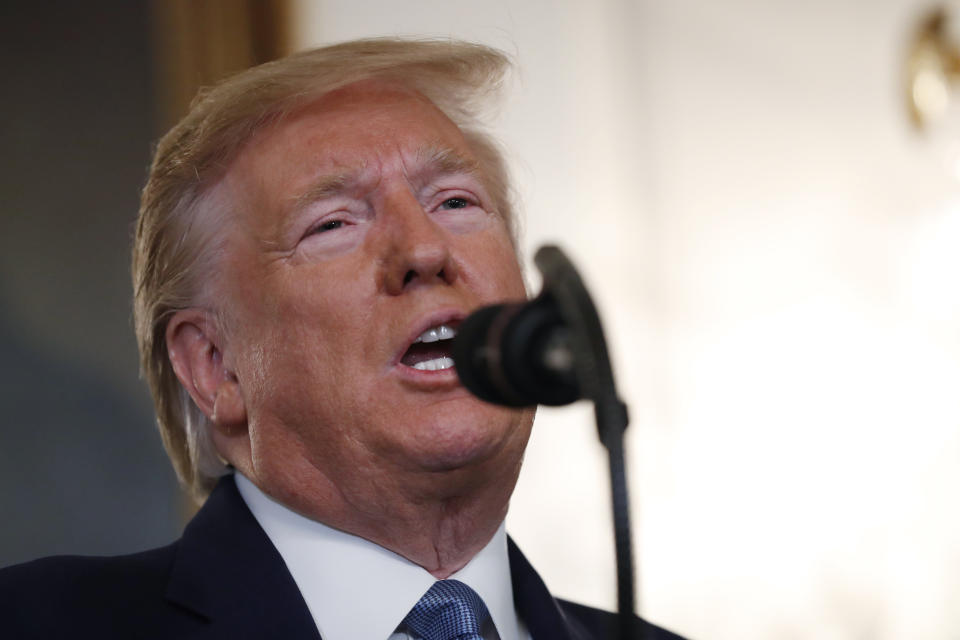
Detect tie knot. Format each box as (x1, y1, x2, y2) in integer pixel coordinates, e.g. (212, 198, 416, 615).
(403, 580, 490, 640)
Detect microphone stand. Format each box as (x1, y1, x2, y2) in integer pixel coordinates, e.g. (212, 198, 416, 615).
(532, 246, 637, 640)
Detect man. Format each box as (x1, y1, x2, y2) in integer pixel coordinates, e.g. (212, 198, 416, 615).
(0, 38, 683, 639)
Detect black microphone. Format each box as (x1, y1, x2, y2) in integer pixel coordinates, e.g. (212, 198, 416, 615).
(452, 290, 581, 408)
(453, 246, 637, 640)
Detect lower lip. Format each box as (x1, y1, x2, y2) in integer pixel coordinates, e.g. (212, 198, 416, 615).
(394, 362, 462, 388)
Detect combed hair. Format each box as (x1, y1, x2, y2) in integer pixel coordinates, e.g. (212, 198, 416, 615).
(132, 38, 516, 501)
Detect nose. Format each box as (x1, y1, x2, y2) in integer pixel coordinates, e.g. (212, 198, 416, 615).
(374, 189, 458, 295)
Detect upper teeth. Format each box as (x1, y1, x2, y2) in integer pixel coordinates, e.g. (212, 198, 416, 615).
(415, 324, 456, 343)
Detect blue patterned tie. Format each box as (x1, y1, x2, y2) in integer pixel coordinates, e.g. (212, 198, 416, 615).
(403, 579, 490, 640)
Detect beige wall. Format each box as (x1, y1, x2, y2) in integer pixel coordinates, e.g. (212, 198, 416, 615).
(291, 2, 960, 638)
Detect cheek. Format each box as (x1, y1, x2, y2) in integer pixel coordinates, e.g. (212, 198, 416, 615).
(464, 230, 526, 300)
(222, 275, 330, 388)
(259, 260, 370, 326)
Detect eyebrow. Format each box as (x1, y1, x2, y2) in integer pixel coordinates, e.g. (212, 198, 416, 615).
(289, 172, 354, 213)
(288, 145, 482, 214)
(415, 145, 482, 180)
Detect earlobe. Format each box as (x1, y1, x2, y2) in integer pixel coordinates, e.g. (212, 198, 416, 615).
(165, 309, 246, 431)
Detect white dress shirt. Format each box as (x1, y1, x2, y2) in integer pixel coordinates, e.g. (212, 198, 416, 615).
(235, 473, 531, 640)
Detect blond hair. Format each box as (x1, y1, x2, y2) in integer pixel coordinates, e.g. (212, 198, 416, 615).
(132, 38, 515, 501)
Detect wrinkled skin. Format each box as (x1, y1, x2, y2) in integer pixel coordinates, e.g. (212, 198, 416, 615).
(167, 81, 534, 576)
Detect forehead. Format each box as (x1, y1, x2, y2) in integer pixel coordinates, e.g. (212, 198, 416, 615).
(244, 80, 473, 172)
(216, 80, 482, 233)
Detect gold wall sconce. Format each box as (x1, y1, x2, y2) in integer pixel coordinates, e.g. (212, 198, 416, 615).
(907, 7, 960, 130)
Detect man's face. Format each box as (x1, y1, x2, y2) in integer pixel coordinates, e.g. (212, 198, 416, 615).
(213, 81, 532, 509)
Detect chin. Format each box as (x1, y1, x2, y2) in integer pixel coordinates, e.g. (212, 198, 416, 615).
(402, 400, 531, 473)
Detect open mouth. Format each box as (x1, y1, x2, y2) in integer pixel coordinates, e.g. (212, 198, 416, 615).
(400, 323, 457, 371)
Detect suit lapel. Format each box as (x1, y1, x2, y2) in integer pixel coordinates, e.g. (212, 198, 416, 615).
(508, 537, 585, 640)
(164, 475, 321, 639)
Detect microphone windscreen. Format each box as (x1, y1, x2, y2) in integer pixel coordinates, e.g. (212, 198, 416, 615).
(453, 297, 581, 408)
(453, 303, 528, 407)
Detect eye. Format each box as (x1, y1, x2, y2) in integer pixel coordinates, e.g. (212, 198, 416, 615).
(439, 197, 471, 210)
(310, 219, 344, 234)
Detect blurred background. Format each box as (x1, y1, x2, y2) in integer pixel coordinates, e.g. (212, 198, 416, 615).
(2, 1, 959, 638)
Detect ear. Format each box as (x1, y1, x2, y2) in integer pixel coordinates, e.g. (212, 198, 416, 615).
(165, 309, 247, 433)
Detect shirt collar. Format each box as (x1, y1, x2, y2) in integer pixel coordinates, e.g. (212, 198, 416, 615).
(235, 473, 524, 640)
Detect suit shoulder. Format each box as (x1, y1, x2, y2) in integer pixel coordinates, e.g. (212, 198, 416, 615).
(558, 599, 688, 640)
(0, 543, 177, 593)
(0, 543, 180, 637)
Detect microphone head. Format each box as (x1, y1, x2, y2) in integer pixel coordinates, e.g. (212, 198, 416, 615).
(452, 304, 518, 406)
(453, 297, 581, 408)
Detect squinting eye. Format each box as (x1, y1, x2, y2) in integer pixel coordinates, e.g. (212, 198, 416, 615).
(313, 220, 343, 233)
(440, 197, 470, 210)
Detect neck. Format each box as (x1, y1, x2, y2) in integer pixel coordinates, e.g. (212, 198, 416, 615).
(240, 446, 525, 578)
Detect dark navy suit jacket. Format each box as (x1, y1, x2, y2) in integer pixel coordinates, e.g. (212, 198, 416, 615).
(0, 476, 685, 639)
